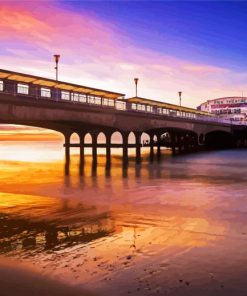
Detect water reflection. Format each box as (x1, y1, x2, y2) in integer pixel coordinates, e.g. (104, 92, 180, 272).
(1, 143, 247, 295)
(0, 212, 114, 253)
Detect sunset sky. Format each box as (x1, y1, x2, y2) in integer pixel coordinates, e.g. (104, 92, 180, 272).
(1, 1, 247, 140)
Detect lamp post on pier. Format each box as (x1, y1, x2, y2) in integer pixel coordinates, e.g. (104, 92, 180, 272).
(178, 91, 182, 106)
(53, 54, 60, 81)
(134, 78, 139, 97)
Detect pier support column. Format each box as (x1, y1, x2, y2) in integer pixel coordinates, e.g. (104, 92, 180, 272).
(106, 133, 111, 169)
(189, 134, 193, 152)
(122, 132, 129, 168)
(149, 133, 154, 162)
(193, 134, 199, 152)
(79, 132, 85, 175)
(171, 133, 176, 155)
(92, 132, 98, 169)
(199, 133, 205, 146)
(184, 134, 189, 152)
(134, 132, 142, 164)
(64, 133, 71, 176)
(177, 134, 182, 153)
(157, 134, 161, 161)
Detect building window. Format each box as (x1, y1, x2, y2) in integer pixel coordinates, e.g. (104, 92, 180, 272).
(61, 91, 70, 100)
(94, 97, 101, 105)
(17, 83, 29, 95)
(71, 93, 79, 102)
(137, 104, 143, 111)
(131, 103, 137, 110)
(147, 105, 153, 112)
(88, 96, 95, 104)
(0, 81, 3, 91)
(41, 88, 51, 98)
(169, 110, 176, 116)
(103, 98, 114, 106)
(115, 101, 126, 110)
(136, 104, 146, 111)
(109, 99, 114, 106)
(79, 94, 87, 103)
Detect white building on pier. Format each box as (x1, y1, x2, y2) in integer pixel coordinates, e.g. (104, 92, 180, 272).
(197, 97, 247, 122)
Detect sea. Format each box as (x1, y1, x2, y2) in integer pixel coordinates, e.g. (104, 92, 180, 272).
(0, 140, 247, 296)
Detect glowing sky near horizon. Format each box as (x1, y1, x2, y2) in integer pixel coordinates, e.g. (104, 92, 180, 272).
(1, 0, 247, 138)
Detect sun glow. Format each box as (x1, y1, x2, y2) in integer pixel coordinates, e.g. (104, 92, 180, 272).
(0, 125, 62, 141)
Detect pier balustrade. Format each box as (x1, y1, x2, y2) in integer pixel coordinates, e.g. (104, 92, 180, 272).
(1, 78, 244, 126)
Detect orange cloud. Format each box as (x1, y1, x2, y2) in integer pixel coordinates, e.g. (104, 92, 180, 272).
(0, 125, 61, 141)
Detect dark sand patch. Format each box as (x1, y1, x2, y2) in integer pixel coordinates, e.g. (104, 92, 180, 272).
(0, 261, 96, 296)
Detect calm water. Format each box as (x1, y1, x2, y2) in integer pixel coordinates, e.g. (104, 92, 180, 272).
(1, 141, 247, 296)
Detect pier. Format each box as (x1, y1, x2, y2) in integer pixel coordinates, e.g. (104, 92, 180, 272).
(0, 68, 247, 175)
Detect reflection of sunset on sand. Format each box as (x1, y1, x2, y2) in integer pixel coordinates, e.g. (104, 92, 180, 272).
(0, 192, 226, 291)
(1, 144, 247, 295)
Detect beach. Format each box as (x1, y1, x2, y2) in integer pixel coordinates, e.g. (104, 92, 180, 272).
(0, 141, 247, 295)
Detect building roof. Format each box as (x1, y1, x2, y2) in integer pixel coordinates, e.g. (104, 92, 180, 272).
(198, 96, 247, 107)
(127, 96, 211, 115)
(0, 69, 125, 99)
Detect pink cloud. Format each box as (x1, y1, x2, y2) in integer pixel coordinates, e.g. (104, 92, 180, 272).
(0, 1, 246, 109)
(0, 1, 122, 58)
(0, 4, 53, 42)
(182, 64, 224, 74)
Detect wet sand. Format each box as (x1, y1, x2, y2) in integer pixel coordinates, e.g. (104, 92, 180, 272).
(0, 142, 247, 295)
(0, 260, 95, 296)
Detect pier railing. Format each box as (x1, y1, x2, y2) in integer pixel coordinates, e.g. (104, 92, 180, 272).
(0, 79, 246, 126)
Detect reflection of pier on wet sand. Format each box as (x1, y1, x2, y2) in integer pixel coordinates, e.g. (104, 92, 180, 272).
(0, 212, 115, 253)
